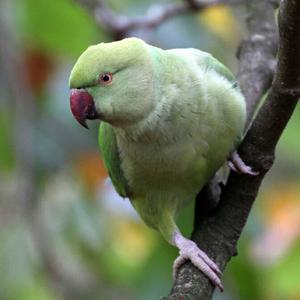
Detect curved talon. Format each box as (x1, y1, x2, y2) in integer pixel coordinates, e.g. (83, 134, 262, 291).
(228, 160, 238, 173)
(228, 151, 259, 176)
(196, 250, 222, 276)
(173, 233, 224, 292)
(173, 251, 224, 291)
(173, 255, 187, 280)
(188, 254, 224, 292)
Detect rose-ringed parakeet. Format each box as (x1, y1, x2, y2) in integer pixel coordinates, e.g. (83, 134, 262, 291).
(69, 38, 256, 290)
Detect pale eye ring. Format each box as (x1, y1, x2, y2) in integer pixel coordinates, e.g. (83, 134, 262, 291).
(98, 73, 113, 85)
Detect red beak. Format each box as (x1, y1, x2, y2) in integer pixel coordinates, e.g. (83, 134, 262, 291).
(70, 89, 99, 129)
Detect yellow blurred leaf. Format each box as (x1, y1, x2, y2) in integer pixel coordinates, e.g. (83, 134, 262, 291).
(199, 5, 240, 42)
(111, 219, 157, 269)
(252, 182, 300, 265)
(263, 182, 300, 233)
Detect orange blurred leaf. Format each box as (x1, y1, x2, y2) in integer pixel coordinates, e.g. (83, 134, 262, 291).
(24, 48, 53, 94)
(74, 152, 108, 195)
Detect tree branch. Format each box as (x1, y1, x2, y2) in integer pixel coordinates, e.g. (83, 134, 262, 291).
(194, 0, 279, 228)
(238, 0, 278, 128)
(163, 0, 300, 299)
(76, 0, 243, 39)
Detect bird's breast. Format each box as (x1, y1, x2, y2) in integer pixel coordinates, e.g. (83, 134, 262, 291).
(116, 133, 209, 198)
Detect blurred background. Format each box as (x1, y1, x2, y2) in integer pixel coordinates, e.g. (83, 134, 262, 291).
(0, 0, 300, 299)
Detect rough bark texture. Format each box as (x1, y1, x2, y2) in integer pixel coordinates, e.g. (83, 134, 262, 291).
(238, 1, 278, 128)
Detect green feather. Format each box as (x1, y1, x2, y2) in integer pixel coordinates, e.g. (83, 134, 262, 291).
(98, 122, 130, 198)
(205, 54, 237, 86)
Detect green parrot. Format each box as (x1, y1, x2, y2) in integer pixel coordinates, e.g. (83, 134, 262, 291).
(69, 37, 256, 290)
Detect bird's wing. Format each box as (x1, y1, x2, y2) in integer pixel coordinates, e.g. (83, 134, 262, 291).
(168, 48, 238, 87)
(99, 122, 130, 198)
(201, 52, 237, 87)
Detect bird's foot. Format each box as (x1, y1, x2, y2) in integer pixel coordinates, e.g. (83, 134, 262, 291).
(228, 151, 259, 176)
(173, 233, 224, 292)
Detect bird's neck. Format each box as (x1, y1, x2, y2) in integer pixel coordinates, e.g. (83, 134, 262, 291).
(114, 46, 202, 144)
(114, 96, 172, 144)
(113, 47, 171, 143)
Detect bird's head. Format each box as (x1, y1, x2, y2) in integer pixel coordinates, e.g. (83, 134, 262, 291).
(69, 38, 156, 128)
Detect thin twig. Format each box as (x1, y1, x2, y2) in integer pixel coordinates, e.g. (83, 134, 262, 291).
(77, 0, 243, 39)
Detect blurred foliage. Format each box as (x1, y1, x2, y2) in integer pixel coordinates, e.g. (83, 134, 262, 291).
(16, 0, 104, 56)
(0, 0, 299, 300)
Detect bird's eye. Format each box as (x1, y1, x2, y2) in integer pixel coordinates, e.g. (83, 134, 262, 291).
(98, 73, 113, 85)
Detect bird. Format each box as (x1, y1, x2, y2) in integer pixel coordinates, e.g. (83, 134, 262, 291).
(69, 37, 256, 290)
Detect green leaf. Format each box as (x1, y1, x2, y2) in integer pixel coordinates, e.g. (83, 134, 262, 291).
(0, 107, 14, 172)
(16, 0, 107, 56)
(265, 242, 300, 299)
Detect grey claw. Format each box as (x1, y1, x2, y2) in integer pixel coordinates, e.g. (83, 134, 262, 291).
(228, 151, 259, 176)
(173, 233, 224, 292)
